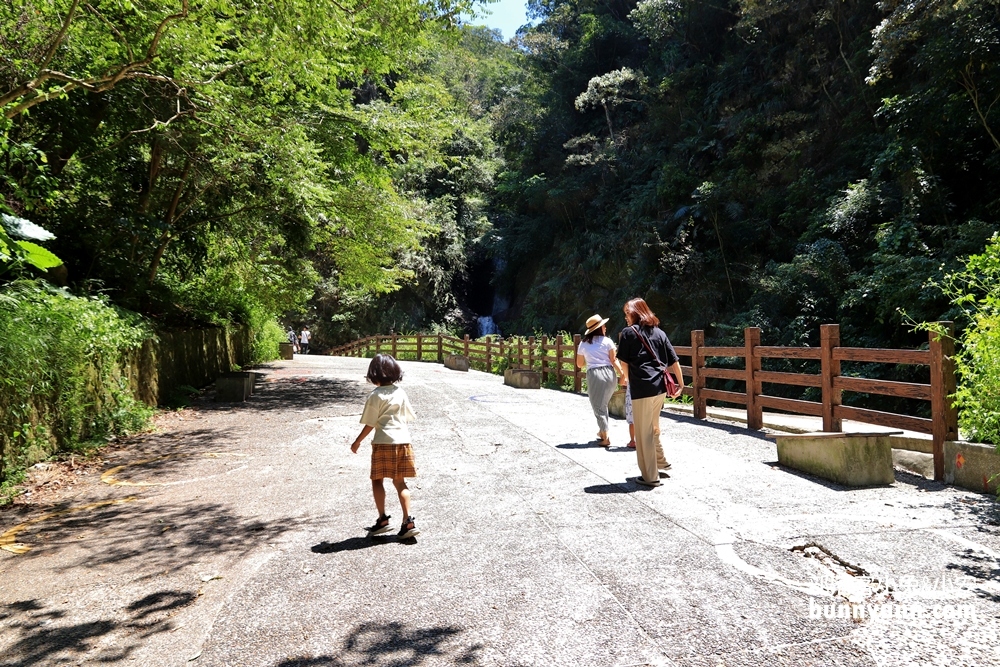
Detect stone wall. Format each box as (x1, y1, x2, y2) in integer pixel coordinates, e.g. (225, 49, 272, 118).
(126, 326, 252, 406)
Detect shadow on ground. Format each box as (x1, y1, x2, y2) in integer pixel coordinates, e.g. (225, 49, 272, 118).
(660, 410, 773, 441)
(10, 498, 304, 575)
(273, 621, 482, 666)
(0, 591, 198, 666)
(584, 482, 648, 494)
(310, 537, 418, 553)
(940, 495, 1000, 602)
(201, 373, 367, 414)
(763, 462, 897, 492)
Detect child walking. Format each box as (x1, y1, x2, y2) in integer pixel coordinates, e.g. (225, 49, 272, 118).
(350, 354, 420, 538)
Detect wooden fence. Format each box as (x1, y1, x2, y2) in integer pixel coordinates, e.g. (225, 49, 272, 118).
(329, 324, 958, 481)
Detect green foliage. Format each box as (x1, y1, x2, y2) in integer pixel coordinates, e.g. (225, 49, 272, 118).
(934, 235, 1000, 445)
(250, 318, 288, 366)
(0, 280, 153, 484)
(482, 0, 1000, 381)
(1, 0, 483, 351)
(315, 26, 512, 344)
(0, 213, 63, 273)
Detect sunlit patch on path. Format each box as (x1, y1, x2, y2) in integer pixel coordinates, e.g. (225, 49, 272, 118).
(468, 393, 535, 404)
(0, 497, 139, 554)
(100, 453, 249, 487)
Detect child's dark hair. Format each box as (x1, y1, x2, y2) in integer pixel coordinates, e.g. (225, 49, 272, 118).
(366, 354, 403, 385)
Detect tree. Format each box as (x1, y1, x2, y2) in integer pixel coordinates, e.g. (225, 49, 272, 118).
(2, 0, 480, 328)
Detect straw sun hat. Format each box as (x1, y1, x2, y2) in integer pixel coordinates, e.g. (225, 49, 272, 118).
(584, 314, 610, 335)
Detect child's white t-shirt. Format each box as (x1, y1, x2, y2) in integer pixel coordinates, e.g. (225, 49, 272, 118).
(360, 384, 416, 444)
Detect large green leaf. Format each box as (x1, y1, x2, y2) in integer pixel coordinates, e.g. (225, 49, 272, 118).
(15, 241, 63, 270)
(0, 227, 12, 261)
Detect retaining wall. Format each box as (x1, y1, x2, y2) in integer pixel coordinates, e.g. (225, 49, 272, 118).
(126, 326, 251, 406)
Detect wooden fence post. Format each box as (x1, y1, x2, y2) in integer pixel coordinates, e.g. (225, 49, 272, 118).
(391, 333, 398, 358)
(745, 327, 763, 430)
(555, 336, 562, 386)
(528, 336, 535, 370)
(437, 335, 443, 363)
(540, 336, 548, 383)
(692, 330, 706, 420)
(820, 324, 842, 432)
(573, 334, 582, 393)
(416, 334, 423, 361)
(930, 322, 958, 482)
(464, 334, 470, 358)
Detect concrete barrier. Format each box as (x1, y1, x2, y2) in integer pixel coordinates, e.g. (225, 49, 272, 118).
(609, 389, 626, 419)
(770, 431, 898, 487)
(444, 354, 470, 372)
(504, 368, 541, 389)
(892, 449, 934, 479)
(944, 440, 1000, 495)
(216, 372, 252, 402)
(246, 371, 260, 395)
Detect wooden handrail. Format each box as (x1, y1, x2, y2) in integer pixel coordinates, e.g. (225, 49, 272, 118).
(327, 323, 957, 481)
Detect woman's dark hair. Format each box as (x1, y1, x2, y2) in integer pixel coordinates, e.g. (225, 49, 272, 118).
(367, 354, 403, 385)
(623, 298, 660, 327)
(582, 326, 606, 344)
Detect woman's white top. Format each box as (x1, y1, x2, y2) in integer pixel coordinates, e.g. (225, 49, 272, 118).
(578, 336, 617, 369)
(360, 384, 416, 444)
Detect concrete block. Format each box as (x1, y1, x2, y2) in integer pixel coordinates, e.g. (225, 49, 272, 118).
(444, 354, 470, 372)
(892, 449, 934, 479)
(216, 372, 251, 402)
(503, 368, 540, 389)
(609, 389, 626, 419)
(888, 435, 934, 454)
(944, 440, 1000, 495)
(772, 432, 897, 487)
(246, 371, 259, 395)
(279, 342, 294, 360)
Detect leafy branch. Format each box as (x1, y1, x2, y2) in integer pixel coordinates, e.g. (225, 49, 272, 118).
(1, 0, 191, 119)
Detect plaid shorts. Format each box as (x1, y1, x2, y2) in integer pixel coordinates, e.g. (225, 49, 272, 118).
(370, 443, 417, 480)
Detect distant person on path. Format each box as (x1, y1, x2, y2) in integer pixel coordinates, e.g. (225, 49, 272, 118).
(350, 354, 420, 538)
(576, 314, 624, 447)
(287, 328, 300, 353)
(617, 298, 684, 487)
(299, 326, 311, 355)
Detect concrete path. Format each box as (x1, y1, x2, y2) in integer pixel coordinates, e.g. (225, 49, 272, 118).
(1, 355, 998, 666)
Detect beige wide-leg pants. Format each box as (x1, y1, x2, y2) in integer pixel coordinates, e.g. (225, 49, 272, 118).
(631, 393, 668, 482)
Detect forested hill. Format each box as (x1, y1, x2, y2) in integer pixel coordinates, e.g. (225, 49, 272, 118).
(487, 0, 999, 349)
(1, 0, 998, 354)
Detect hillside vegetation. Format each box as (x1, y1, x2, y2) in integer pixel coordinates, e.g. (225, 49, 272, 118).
(489, 0, 998, 351)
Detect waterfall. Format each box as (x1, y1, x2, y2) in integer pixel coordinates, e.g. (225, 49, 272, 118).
(477, 315, 501, 337)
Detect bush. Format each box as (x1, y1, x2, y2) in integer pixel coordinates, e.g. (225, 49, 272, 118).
(249, 316, 287, 365)
(0, 281, 153, 488)
(943, 236, 1000, 445)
